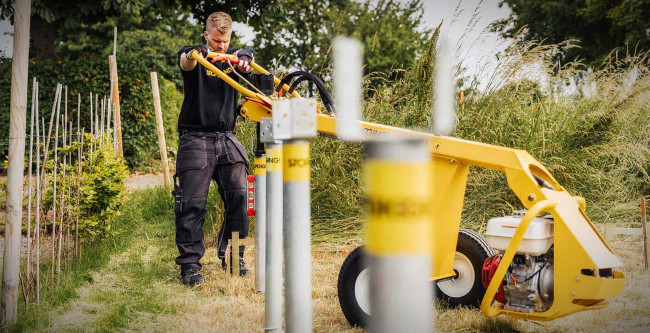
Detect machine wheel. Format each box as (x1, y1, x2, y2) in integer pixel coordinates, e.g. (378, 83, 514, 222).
(337, 246, 369, 328)
(434, 228, 496, 307)
(337, 229, 496, 328)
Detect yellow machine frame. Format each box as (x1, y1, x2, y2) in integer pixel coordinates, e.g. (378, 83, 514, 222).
(192, 51, 626, 321)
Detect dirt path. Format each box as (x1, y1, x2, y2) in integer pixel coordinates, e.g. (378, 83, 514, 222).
(125, 173, 168, 190)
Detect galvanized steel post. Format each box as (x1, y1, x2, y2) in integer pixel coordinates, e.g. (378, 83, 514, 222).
(365, 139, 433, 333)
(260, 117, 283, 332)
(274, 98, 317, 333)
(254, 127, 267, 292)
(333, 36, 436, 333)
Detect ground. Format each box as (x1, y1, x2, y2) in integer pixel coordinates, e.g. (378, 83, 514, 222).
(7, 174, 650, 332)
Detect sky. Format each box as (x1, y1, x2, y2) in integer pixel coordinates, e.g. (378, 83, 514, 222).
(0, 0, 512, 85)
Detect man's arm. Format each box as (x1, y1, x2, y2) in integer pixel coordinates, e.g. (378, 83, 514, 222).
(180, 51, 198, 71)
(179, 45, 210, 71)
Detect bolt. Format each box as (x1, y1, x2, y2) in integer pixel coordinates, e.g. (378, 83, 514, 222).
(528, 194, 536, 201)
(576, 277, 580, 281)
(571, 292, 576, 296)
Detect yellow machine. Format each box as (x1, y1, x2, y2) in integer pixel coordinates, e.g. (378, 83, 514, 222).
(192, 51, 625, 326)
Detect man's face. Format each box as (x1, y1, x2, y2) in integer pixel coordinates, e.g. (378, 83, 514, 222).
(204, 27, 231, 53)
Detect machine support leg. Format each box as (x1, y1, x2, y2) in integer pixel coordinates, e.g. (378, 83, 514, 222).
(254, 154, 267, 292)
(264, 142, 283, 332)
(283, 139, 312, 333)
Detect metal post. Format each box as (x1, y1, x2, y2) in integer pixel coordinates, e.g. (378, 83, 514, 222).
(365, 139, 433, 333)
(254, 123, 267, 292)
(275, 98, 317, 333)
(261, 117, 283, 332)
(333, 36, 439, 333)
(2, 0, 31, 324)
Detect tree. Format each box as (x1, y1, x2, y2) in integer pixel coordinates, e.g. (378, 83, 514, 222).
(493, 0, 650, 67)
(180, 0, 430, 77)
(0, 0, 182, 59)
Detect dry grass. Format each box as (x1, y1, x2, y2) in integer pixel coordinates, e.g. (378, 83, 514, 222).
(30, 214, 650, 332)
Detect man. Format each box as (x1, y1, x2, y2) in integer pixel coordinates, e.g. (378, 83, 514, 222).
(175, 11, 254, 286)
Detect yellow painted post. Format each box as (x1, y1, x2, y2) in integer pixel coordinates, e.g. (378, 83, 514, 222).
(365, 139, 434, 333)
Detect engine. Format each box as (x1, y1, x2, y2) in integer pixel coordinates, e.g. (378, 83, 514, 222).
(482, 211, 555, 313)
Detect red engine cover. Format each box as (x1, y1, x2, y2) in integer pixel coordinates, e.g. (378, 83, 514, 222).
(481, 254, 506, 304)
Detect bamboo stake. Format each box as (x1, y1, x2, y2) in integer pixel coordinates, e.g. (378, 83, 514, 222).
(109, 55, 123, 156)
(42, 84, 61, 178)
(89, 93, 94, 164)
(150, 72, 171, 187)
(76, 128, 84, 257)
(90, 92, 94, 138)
(99, 96, 104, 147)
(106, 95, 112, 147)
(26, 77, 36, 306)
(57, 88, 68, 279)
(35, 83, 41, 305)
(77, 94, 80, 142)
(51, 85, 61, 276)
(95, 94, 99, 140)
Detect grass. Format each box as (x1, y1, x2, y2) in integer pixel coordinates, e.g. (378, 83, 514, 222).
(10, 185, 650, 332)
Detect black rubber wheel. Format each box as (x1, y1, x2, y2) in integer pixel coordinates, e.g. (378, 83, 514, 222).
(337, 246, 369, 328)
(337, 229, 495, 328)
(434, 228, 496, 307)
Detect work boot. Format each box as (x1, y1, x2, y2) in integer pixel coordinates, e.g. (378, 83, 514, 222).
(238, 257, 249, 277)
(180, 265, 204, 286)
(221, 253, 249, 276)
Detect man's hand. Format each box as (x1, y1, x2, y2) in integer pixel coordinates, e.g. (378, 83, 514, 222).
(235, 46, 254, 72)
(186, 44, 210, 60)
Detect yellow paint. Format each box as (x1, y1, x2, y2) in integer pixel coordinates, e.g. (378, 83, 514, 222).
(366, 161, 431, 255)
(283, 144, 310, 182)
(254, 157, 266, 175)
(266, 148, 282, 172)
(226, 56, 625, 321)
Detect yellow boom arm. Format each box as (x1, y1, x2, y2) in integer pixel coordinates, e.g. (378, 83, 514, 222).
(198, 51, 625, 321)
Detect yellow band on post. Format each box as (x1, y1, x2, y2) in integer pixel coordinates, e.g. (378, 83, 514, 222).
(254, 157, 266, 175)
(283, 144, 310, 182)
(365, 161, 432, 255)
(266, 148, 282, 172)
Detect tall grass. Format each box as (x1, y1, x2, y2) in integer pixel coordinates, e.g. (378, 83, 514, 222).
(313, 32, 647, 233)
(231, 30, 649, 237)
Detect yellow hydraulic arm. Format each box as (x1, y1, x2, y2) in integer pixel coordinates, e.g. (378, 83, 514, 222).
(194, 51, 625, 321)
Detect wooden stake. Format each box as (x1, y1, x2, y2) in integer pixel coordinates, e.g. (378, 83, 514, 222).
(150, 72, 170, 187)
(106, 95, 112, 147)
(77, 93, 80, 142)
(95, 94, 99, 140)
(35, 83, 41, 305)
(42, 84, 61, 178)
(57, 89, 68, 279)
(26, 77, 36, 306)
(109, 55, 123, 157)
(76, 128, 84, 257)
(90, 92, 93, 138)
(51, 85, 61, 276)
(2, 0, 31, 322)
(642, 197, 648, 270)
(100, 96, 105, 147)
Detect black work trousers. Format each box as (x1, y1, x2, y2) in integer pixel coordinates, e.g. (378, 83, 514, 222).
(174, 130, 249, 269)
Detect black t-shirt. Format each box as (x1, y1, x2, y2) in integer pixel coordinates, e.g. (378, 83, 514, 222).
(177, 46, 247, 132)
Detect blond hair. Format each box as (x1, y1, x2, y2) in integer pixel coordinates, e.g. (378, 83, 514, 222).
(206, 12, 232, 33)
